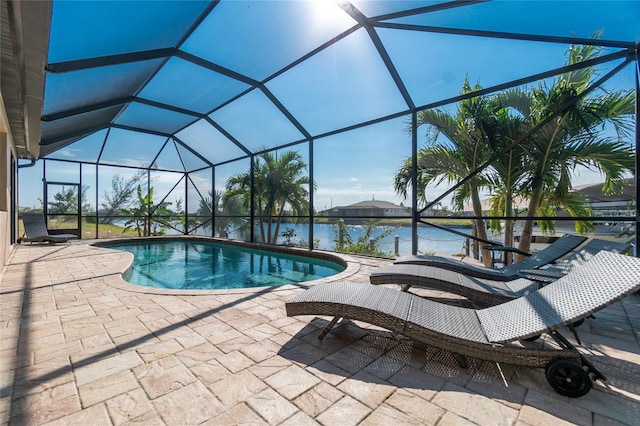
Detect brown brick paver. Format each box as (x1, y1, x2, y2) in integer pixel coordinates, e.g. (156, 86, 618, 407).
(1, 240, 639, 425)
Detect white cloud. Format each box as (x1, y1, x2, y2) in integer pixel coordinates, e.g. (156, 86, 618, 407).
(57, 149, 77, 158)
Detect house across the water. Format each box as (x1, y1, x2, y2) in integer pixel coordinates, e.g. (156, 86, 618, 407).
(322, 199, 410, 221)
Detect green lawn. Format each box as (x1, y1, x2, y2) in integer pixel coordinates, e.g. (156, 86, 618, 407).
(18, 218, 139, 240)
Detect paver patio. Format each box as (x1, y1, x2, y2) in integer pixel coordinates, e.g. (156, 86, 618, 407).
(1, 240, 639, 425)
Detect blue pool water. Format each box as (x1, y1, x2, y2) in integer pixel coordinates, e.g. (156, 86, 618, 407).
(107, 240, 345, 290)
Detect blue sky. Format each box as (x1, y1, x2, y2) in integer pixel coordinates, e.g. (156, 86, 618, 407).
(22, 1, 639, 212)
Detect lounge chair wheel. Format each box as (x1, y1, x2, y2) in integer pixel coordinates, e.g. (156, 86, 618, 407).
(572, 318, 585, 327)
(545, 360, 592, 397)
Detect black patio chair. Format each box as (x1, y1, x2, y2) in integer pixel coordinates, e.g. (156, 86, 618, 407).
(19, 213, 78, 244)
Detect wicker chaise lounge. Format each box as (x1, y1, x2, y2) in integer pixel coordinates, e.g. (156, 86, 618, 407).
(19, 212, 78, 244)
(393, 234, 586, 280)
(370, 239, 632, 307)
(286, 251, 640, 397)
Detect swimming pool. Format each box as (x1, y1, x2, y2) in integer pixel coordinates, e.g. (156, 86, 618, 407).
(104, 239, 346, 290)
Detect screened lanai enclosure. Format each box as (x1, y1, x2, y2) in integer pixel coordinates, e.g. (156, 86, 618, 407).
(15, 0, 640, 259)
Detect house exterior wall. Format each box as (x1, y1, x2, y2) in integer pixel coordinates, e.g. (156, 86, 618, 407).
(1, 95, 18, 268)
(384, 208, 409, 216)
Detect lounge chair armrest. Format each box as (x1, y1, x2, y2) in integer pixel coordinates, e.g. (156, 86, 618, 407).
(517, 268, 565, 284)
(482, 245, 531, 257)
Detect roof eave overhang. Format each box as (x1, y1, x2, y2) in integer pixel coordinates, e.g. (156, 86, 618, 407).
(1, 0, 51, 160)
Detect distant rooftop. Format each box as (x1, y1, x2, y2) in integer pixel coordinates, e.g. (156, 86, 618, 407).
(572, 178, 636, 203)
(335, 200, 407, 210)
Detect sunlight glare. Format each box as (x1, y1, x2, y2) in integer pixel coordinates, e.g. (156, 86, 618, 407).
(308, 0, 353, 30)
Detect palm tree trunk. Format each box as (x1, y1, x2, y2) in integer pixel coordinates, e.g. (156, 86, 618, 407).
(273, 203, 286, 245)
(503, 152, 516, 258)
(266, 215, 272, 244)
(517, 217, 535, 261)
(266, 201, 276, 243)
(257, 200, 266, 243)
(517, 187, 544, 260)
(504, 194, 514, 264)
(470, 184, 492, 267)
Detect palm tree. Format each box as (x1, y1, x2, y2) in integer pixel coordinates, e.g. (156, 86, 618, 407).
(122, 185, 173, 236)
(503, 43, 636, 258)
(197, 189, 247, 238)
(483, 96, 529, 249)
(223, 150, 314, 244)
(395, 79, 495, 266)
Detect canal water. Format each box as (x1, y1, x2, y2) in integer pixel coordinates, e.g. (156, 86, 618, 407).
(275, 223, 470, 256)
